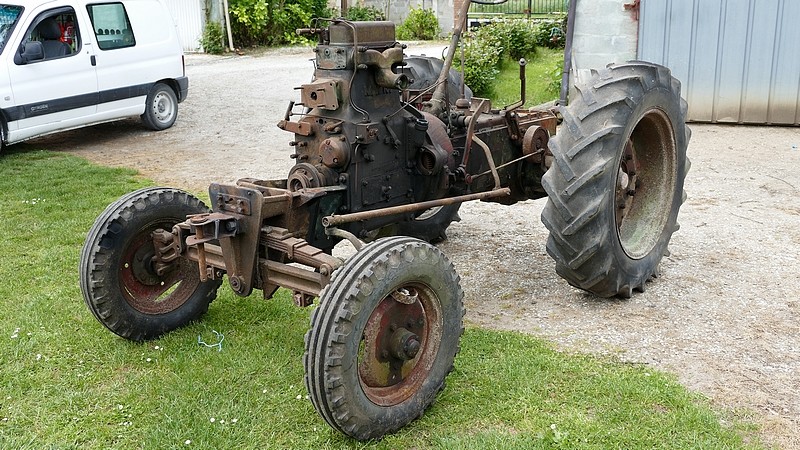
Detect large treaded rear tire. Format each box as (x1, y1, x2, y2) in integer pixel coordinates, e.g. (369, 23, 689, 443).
(403, 56, 473, 105)
(304, 236, 464, 440)
(541, 62, 691, 298)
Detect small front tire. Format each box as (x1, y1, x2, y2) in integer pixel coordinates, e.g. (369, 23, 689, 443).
(304, 236, 465, 440)
(80, 187, 221, 341)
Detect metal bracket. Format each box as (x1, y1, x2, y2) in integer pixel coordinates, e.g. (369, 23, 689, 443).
(207, 183, 265, 297)
(624, 0, 641, 21)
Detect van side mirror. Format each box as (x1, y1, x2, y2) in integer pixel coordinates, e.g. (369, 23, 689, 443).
(15, 41, 45, 65)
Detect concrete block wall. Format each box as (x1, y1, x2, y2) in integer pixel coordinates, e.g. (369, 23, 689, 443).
(337, 0, 639, 73)
(571, 0, 638, 70)
(356, 0, 454, 38)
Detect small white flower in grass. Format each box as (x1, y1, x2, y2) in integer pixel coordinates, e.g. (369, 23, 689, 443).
(184, 440, 191, 445)
(36, 354, 42, 361)
(210, 417, 215, 423)
(296, 394, 302, 400)
(220, 419, 225, 424)
(146, 358, 152, 362)
(262, 389, 267, 394)
(2, 417, 8, 422)
(231, 418, 238, 424)
(154, 346, 160, 350)
(118, 404, 124, 410)
(550, 424, 557, 431)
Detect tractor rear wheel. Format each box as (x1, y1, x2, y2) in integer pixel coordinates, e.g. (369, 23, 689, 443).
(541, 62, 691, 298)
(80, 187, 221, 340)
(368, 202, 461, 244)
(304, 236, 464, 440)
(395, 203, 461, 243)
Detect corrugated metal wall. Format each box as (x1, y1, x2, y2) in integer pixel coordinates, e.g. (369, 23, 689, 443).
(639, 0, 800, 125)
(163, 0, 204, 52)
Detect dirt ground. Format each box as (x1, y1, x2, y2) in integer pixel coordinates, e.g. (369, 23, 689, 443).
(26, 48, 799, 449)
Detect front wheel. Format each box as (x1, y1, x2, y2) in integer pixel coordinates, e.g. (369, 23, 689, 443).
(80, 187, 221, 341)
(304, 236, 465, 440)
(541, 62, 691, 298)
(141, 82, 178, 131)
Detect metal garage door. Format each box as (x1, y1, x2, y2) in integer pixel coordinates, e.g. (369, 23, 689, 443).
(163, 0, 204, 52)
(639, 0, 800, 125)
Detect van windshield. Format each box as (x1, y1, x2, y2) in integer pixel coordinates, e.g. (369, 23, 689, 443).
(0, 4, 23, 55)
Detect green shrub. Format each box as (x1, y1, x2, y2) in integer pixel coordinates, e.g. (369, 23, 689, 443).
(460, 18, 565, 96)
(460, 27, 501, 96)
(492, 20, 537, 60)
(549, 57, 564, 94)
(228, 0, 327, 46)
(344, 5, 385, 21)
(460, 21, 532, 96)
(200, 20, 225, 54)
(397, 8, 439, 40)
(532, 17, 567, 48)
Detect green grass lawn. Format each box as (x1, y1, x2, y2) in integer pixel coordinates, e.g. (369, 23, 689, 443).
(0, 148, 761, 449)
(490, 47, 563, 108)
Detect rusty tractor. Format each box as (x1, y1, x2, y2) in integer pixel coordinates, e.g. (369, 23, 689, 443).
(80, 9, 689, 441)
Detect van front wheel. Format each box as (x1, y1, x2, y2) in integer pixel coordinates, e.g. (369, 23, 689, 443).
(142, 82, 178, 131)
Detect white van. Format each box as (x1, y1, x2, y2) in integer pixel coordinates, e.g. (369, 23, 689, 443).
(0, 0, 187, 148)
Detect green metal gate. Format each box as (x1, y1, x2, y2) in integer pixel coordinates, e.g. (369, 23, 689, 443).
(469, 0, 568, 19)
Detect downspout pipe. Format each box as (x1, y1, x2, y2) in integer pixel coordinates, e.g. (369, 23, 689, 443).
(559, 0, 577, 105)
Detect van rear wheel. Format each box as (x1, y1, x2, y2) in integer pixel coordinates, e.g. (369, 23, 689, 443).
(142, 82, 178, 131)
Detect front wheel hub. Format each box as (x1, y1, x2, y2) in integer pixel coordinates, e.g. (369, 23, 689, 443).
(389, 328, 421, 360)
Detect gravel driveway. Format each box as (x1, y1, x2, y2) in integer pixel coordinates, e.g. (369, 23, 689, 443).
(28, 47, 799, 449)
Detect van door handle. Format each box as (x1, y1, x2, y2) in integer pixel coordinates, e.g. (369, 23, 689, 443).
(90, 55, 96, 66)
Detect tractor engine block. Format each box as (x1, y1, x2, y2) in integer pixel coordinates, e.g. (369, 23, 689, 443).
(278, 21, 456, 238)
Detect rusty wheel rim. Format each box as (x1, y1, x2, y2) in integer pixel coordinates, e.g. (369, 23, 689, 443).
(119, 224, 200, 315)
(358, 283, 443, 406)
(615, 108, 678, 259)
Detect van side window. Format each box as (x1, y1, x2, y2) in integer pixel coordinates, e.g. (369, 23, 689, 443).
(0, 5, 24, 56)
(17, 9, 82, 63)
(86, 3, 135, 50)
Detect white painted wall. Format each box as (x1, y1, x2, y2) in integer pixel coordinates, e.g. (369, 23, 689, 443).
(163, 0, 205, 52)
